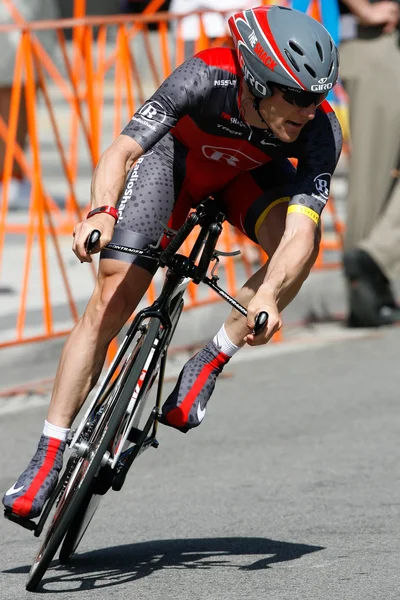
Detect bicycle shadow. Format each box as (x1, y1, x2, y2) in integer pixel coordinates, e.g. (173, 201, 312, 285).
(6, 536, 324, 593)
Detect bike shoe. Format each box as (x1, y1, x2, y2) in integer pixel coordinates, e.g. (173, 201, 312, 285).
(161, 340, 230, 432)
(2, 435, 66, 519)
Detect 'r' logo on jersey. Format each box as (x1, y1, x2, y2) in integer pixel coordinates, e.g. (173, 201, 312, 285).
(207, 150, 239, 167)
(202, 145, 263, 169)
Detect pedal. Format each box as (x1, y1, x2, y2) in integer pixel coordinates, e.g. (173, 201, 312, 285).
(112, 472, 126, 492)
(66, 430, 76, 447)
(127, 426, 142, 443)
(156, 413, 168, 426)
(4, 509, 37, 533)
(93, 466, 114, 495)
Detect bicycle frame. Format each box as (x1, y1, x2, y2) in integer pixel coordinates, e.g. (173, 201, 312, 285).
(68, 201, 224, 468)
(69, 201, 213, 446)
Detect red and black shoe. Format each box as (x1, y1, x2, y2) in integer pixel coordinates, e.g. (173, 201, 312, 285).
(2, 435, 65, 519)
(161, 341, 230, 432)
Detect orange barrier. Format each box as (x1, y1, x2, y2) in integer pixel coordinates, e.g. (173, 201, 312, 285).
(0, 7, 344, 350)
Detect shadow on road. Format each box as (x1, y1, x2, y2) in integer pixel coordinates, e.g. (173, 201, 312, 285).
(5, 536, 324, 593)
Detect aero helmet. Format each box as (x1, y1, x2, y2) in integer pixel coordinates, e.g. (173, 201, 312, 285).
(228, 5, 339, 99)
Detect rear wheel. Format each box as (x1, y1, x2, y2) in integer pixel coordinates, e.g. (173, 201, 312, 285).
(25, 318, 162, 591)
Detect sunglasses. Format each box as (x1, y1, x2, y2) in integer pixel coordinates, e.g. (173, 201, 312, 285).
(275, 84, 328, 108)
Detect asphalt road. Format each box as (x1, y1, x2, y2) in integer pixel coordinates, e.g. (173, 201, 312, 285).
(1, 323, 400, 599)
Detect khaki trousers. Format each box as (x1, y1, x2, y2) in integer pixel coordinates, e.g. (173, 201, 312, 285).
(340, 31, 400, 280)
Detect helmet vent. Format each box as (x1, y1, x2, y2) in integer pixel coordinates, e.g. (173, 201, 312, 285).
(304, 64, 316, 78)
(328, 60, 334, 77)
(288, 41, 304, 56)
(315, 41, 323, 61)
(284, 49, 300, 72)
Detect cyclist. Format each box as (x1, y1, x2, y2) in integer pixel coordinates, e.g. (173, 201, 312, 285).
(3, 5, 342, 519)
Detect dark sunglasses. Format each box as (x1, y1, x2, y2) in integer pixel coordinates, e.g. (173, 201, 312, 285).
(275, 84, 328, 108)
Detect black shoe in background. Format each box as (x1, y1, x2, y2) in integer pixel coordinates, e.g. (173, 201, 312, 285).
(343, 248, 400, 327)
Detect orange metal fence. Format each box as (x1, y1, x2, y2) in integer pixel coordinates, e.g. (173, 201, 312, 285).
(0, 7, 344, 350)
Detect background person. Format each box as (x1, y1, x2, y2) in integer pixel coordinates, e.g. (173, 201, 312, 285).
(120, 0, 171, 11)
(0, 0, 59, 210)
(339, 0, 400, 327)
(169, 0, 261, 58)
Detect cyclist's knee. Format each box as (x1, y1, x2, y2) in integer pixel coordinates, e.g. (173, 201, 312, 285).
(83, 261, 152, 337)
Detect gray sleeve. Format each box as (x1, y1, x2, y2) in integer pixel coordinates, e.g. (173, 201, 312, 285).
(289, 108, 343, 219)
(121, 56, 213, 151)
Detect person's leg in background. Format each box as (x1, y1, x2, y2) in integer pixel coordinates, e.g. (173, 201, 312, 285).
(0, 5, 30, 209)
(0, 85, 29, 207)
(0, 0, 60, 209)
(359, 174, 400, 306)
(340, 31, 400, 326)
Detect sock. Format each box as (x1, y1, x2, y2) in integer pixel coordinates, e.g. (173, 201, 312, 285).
(43, 420, 70, 442)
(212, 324, 240, 358)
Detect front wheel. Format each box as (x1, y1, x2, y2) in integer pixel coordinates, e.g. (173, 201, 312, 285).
(26, 317, 162, 591)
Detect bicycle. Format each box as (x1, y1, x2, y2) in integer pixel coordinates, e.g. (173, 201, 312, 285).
(4, 198, 268, 591)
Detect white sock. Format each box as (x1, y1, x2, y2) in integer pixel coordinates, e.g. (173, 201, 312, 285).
(212, 324, 240, 357)
(43, 420, 70, 442)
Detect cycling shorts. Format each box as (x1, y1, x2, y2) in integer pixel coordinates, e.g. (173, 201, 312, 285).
(101, 132, 296, 274)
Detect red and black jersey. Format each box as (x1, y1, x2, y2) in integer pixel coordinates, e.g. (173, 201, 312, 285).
(122, 47, 342, 215)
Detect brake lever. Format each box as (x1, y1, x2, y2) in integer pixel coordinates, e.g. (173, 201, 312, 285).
(213, 249, 241, 258)
(210, 248, 242, 280)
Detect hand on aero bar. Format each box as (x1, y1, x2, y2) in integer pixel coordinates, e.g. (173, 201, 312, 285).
(244, 288, 281, 346)
(72, 213, 115, 263)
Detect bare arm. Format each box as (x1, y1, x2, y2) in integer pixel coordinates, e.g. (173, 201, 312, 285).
(245, 212, 319, 344)
(261, 214, 317, 302)
(90, 135, 144, 210)
(73, 135, 144, 262)
(341, 0, 399, 32)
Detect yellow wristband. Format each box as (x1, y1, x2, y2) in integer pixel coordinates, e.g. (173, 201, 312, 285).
(287, 204, 319, 225)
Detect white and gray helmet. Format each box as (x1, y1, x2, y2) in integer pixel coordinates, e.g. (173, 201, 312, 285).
(228, 5, 339, 99)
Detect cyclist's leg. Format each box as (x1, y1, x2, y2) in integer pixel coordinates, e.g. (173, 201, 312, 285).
(47, 259, 154, 428)
(3, 136, 191, 518)
(52, 130, 191, 428)
(162, 159, 319, 431)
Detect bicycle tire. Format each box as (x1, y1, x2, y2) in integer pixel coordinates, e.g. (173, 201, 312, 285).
(58, 486, 100, 565)
(59, 313, 167, 566)
(25, 318, 161, 591)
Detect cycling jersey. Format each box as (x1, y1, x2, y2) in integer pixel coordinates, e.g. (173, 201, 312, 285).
(101, 47, 342, 272)
(123, 48, 341, 209)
